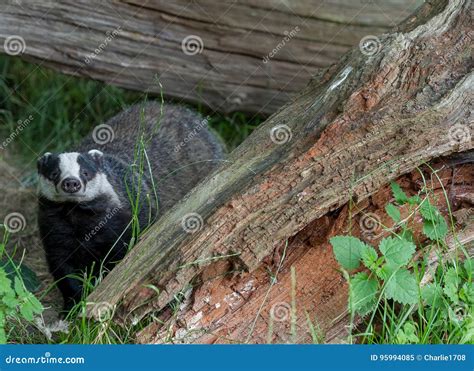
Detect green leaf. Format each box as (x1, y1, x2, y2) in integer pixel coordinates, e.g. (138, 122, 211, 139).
(2, 292, 18, 309)
(376, 261, 397, 280)
(0, 269, 14, 296)
(460, 318, 474, 344)
(397, 322, 419, 344)
(422, 283, 444, 308)
(13, 276, 26, 296)
(459, 282, 474, 304)
(384, 268, 418, 305)
(443, 267, 460, 304)
(14, 277, 43, 321)
(407, 195, 421, 205)
(391, 182, 408, 204)
(350, 272, 378, 316)
(330, 236, 367, 270)
(2, 259, 41, 292)
(379, 237, 416, 267)
(361, 245, 379, 271)
(385, 204, 401, 223)
(419, 200, 439, 221)
(423, 215, 448, 241)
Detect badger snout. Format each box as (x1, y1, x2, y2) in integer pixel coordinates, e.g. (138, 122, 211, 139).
(61, 177, 82, 193)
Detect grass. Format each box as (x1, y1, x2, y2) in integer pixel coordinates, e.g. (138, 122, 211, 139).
(0, 55, 262, 167)
(0, 55, 261, 344)
(0, 55, 471, 345)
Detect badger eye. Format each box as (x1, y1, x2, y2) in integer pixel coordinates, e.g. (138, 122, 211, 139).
(49, 170, 59, 179)
(81, 169, 89, 178)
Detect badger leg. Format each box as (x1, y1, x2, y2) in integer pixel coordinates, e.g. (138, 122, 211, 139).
(46, 258, 83, 312)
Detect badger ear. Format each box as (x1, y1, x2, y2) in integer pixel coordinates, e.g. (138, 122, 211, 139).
(88, 149, 103, 166)
(37, 152, 52, 172)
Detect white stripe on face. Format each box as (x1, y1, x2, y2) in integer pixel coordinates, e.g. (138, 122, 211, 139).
(58, 152, 81, 180)
(38, 151, 121, 207)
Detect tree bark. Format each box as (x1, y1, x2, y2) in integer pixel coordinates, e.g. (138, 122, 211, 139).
(86, 0, 473, 342)
(0, 0, 420, 114)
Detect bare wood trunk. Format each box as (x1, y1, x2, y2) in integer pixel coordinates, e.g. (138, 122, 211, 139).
(0, 0, 420, 114)
(86, 0, 473, 342)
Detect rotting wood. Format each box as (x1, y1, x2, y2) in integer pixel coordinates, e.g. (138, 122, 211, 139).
(86, 0, 473, 342)
(134, 160, 473, 344)
(0, 0, 421, 114)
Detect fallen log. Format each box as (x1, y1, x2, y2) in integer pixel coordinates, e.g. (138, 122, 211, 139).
(86, 0, 473, 343)
(0, 0, 420, 114)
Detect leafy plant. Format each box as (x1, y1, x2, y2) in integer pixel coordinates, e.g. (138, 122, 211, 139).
(331, 181, 472, 344)
(0, 267, 43, 343)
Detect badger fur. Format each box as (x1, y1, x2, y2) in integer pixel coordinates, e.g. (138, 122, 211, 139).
(37, 102, 225, 310)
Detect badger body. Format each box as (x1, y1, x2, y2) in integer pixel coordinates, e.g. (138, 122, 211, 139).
(37, 103, 225, 310)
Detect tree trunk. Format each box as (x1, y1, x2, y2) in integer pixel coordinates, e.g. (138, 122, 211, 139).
(0, 0, 420, 115)
(86, 0, 473, 343)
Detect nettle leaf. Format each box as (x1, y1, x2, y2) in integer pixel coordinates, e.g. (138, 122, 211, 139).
(443, 267, 460, 304)
(384, 268, 418, 305)
(391, 182, 408, 205)
(14, 277, 43, 321)
(330, 236, 367, 270)
(19, 296, 42, 322)
(423, 215, 448, 241)
(376, 261, 396, 280)
(397, 322, 419, 344)
(407, 195, 421, 206)
(460, 319, 474, 344)
(422, 283, 444, 308)
(385, 204, 401, 223)
(419, 200, 439, 221)
(459, 282, 474, 305)
(361, 245, 379, 271)
(350, 272, 378, 316)
(379, 237, 416, 267)
(13, 276, 26, 297)
(0, 269, 13, 296)
(2, 292, 18, 309)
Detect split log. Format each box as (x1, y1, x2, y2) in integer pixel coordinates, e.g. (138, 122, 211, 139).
(0, 0, 420, 114)
(86, 0, 473, 343)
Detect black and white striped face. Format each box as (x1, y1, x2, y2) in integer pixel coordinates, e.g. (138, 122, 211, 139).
(37, 150, 119, 205)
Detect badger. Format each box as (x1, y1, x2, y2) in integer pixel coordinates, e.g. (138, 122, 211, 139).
(37, 102, 225, 311)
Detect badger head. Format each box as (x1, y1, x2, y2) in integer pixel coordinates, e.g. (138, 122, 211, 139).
(37, 149, 120, 206)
